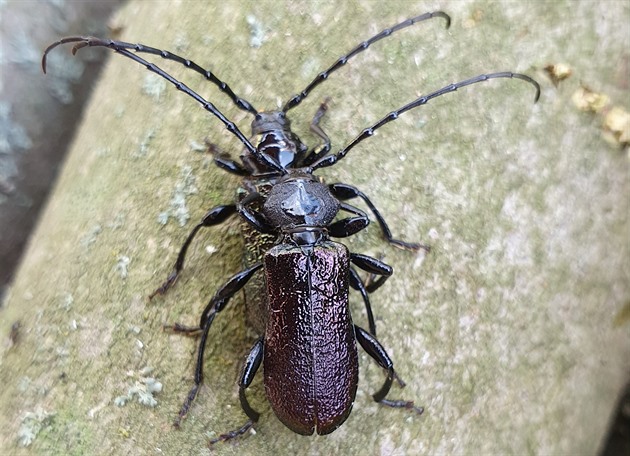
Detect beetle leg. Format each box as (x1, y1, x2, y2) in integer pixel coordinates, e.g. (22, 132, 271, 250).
(210, 338, 263, 445)
(166, 263, 263, 427)
(328, 202, 369, 237)
(237, 192, 275, 234)
(354, 326, 424, 415)
(362, 270, 389, 294)
(213, 157, 249, 176)
(349, 254, 394, 336)
(212, 153, 250, 176)
(350, 253, 393, 293)
(206, 140, 251, 177)
(349, 268, 377, 336)
(149, 204, 238, 299)
(329, 183, 430, 252)
(303, 98, 332, 165)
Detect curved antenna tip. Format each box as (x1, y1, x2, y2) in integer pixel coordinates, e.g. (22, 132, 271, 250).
(437, 11, 452, 29)
(533, 84, 541, 103)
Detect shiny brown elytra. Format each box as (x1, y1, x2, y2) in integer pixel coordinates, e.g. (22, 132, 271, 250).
(264, 242, 357, 435)
(42, 10, 539, 444)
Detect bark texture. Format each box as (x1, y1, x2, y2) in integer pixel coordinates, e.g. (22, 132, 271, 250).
(1, 1, 628, 455)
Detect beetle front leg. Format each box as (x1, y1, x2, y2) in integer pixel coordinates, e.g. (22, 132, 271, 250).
(329, 183, 430, 252)
(328, 202, 369, 237)
(149, 204, 238, 299)
(237, 192, 275, 234)
(165, 263, 263, 427)
(206, 141, 251, 177)
(354, 325, 424, 414)
(210, 338, 263, 445)
(303, 98, 332, 165)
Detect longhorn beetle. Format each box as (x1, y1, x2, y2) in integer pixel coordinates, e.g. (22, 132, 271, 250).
(43, 11, 540, 443)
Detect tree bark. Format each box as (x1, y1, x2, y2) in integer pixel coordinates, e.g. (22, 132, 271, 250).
(1, 1, 628, 455)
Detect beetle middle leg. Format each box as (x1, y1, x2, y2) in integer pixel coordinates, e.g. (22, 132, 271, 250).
(165, 262, 263, 426)
(330, 182, 430, 252)
(349, 253, 393, 336)
(351, 253, 393, 293)
(149, 204, 238, 299)
(354, 325, 424, 414)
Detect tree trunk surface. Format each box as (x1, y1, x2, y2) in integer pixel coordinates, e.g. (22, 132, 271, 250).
(1, 2, 628, 455)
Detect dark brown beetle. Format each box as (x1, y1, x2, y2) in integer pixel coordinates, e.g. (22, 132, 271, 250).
(195, 171, 421, 439)
(42, 11, 540, 443)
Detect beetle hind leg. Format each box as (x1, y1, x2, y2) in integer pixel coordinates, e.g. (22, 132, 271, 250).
(166, 264, 263, 428)
(354, 325, 424, 415)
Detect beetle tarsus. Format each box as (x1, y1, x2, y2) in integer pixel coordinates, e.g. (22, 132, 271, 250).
(379, 399, 424, 415)
(209, 420, 254, 445)
(163, 322, 201, 335)
(390, 238, 431, 253)
(148, 270, 178, 300)
(174, 383, 201, 428)
(393, 371, 407, 388)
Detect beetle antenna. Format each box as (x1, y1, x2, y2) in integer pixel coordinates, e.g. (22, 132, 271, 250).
(312, 71, 540, 170)
(43, 40, 286, 173)
(282, 11, 451, 113)
(42, 36, 258, 114)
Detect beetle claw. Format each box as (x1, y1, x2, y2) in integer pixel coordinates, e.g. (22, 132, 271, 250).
(209, 420, 254, 445)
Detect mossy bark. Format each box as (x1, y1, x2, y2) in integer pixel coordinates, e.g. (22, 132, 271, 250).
(1, 1, 628, 455)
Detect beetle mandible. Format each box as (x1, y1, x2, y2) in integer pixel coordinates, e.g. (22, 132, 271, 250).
(42, 11, 540, 443)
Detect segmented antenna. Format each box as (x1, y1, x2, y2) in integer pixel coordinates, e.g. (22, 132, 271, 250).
(312, 72, 541, 170)
(42, 38, 286, 174)
(42, 36, 257, 114)
(282, 11, 451, 113)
